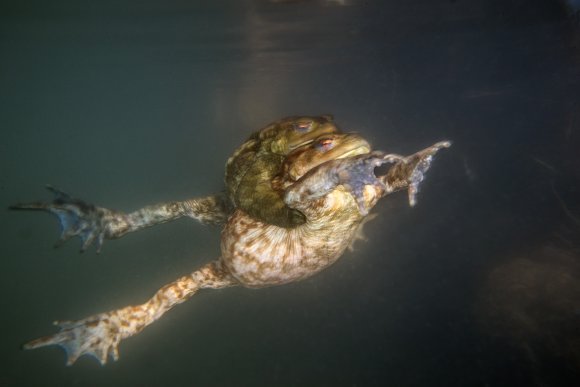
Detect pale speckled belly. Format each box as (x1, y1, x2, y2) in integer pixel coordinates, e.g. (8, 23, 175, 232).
(220, 209, 352, 287)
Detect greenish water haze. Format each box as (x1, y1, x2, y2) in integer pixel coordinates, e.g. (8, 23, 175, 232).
(1, 0, 579, 386)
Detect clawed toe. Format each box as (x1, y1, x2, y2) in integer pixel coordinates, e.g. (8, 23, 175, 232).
(23, 316, 123, 365)
(10, 185, 110, 252)
(379, 140, 452, 206)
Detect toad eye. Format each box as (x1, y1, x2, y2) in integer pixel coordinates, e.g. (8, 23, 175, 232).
(315, 138, 335, 152)
(294, 120, 314, 132)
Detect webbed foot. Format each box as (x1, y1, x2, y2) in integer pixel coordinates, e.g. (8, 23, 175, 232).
(381, 140, 452, 206)
(23, 262, 235, 365)
(23, 314, 124, 366)
(10, 186, 121, 252)
(284, 141, 451, 216)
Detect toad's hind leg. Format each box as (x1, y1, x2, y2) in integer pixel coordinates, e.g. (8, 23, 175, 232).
(10, 186, 230, 252)
(23, 261, 237, 365)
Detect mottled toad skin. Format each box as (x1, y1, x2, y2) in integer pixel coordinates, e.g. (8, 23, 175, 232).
(12, 117, 450, 366)
(223, 133, 373, 286)
(225, 115, 339, 227)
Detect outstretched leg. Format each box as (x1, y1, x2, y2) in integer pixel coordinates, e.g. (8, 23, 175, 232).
(10, 186, 231, 252)
(381, 140, 452, 206)
(284, 141, 451, 216)
(23, 260, 237, 365)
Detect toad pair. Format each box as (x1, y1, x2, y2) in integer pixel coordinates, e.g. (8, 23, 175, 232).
(11, 115, 450, 365)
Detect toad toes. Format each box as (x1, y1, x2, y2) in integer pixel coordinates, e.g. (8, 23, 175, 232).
(11, 120, 450, 365)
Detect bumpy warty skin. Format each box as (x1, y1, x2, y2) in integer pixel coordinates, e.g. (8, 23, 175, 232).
(222, 135, 378, 287)
(221, 140, 453, 288)
(222, 186, 371, 286)
(225, 115, 339, 227)
(14, 119, 450, 366)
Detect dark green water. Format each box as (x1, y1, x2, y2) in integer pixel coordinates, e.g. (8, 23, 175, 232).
(1, 1, 579, 386)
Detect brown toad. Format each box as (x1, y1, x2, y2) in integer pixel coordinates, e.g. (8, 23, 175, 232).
(226, 115, 339, 227)
(11, 119, 450, 365)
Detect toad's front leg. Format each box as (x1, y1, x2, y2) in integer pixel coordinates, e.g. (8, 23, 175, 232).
(285, 140, 451, 214)
(23, 261, 236, 365)
(381, 140, 452, 206)
(10, 186, 231, 252)
(284, 151, 399, 215)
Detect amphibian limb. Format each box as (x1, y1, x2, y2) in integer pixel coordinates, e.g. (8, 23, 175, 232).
(10, 186, 231, 252)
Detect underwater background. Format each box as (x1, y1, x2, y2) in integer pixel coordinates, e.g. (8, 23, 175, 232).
(1, 0, 579, 386)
